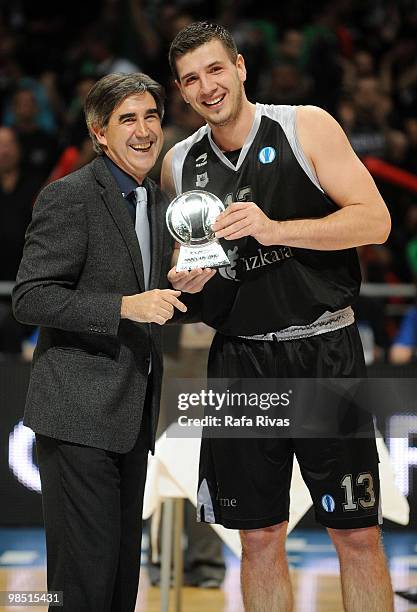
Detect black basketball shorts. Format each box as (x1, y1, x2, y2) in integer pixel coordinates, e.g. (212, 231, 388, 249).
(197, 324, 381, 530)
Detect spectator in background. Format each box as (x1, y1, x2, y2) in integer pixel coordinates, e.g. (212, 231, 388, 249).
(259, 60, 312, 106)
(128, 1, 195, 88)
(384, 129, 409, 168)
(46, 75, 97, 183)
(354, 294, 390, 364)
(301, 3, 346, 114)
(229, 19, 272, 99)
(0, 126, 42, 281)
(7, 87, 60, 182)
(38, 71, 67, 130)
(404, 116, 417, 175)
(84, 29, 141, 77)
(276, 29, 304, 66)
(337, 96, 356, 133)
(0, 126, 41, 354)
(345, 77, 390, 157)
(352, 49, 376, 79)
(342, 48, 376, 93)
(65, 75, 98, 140)
(389, 302, 417, 365)
(3, 76, 58, 133)
(405, 206, 417, 282)
(380, 36, 417, 119)
(0, 24, 22, 100)
(385, 200, 417, 284)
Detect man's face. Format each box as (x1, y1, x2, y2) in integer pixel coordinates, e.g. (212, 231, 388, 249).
(354, 78, 380, 110)
(14, 90, 38, 123)
(0, 127, 20, 173)
(175, 39, 246, 128)
(94, 92, 163, 183)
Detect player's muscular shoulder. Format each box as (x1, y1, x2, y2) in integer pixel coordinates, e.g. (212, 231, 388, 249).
(295, 105, 345, 171)
(161, 147, 176, 200)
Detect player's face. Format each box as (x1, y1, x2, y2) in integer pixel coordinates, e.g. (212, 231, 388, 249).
(175, 39, 246, 128)
(94, 92, 163, 183)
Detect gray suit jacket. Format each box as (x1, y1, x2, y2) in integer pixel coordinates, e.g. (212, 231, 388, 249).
(12, 156, 173, 453)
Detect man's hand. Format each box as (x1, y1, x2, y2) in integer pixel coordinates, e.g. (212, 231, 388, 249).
(121, 289, 187, 325)
(167, 267, 216, 293)
(212, 202, 275, 245)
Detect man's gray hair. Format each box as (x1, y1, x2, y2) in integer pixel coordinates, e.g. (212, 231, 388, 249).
(84, 73, 165, 155)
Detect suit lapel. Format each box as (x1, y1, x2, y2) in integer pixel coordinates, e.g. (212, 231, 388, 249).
(92, 157, 146, 291)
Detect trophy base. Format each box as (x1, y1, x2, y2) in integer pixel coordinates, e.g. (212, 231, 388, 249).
(176, 243, 231, 271)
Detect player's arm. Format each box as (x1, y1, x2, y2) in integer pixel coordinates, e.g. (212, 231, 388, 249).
(161, 147, 181, 266)
(161, 147, 216, 293)
(213, 106, 391, 250)
(161, 146, 177, 201)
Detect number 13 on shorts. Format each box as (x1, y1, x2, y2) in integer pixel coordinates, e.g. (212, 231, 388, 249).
(341, 472, 376, 511)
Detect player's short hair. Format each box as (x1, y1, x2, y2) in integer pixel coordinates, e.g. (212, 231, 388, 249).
(84, 72, 165, 155)
(169, 21, 238, 81)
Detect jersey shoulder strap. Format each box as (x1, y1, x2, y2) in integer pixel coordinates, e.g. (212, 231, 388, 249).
(258, 104, 323, 192)
(171, 125, 209, 195)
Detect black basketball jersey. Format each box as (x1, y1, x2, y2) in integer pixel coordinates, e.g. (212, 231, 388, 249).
(171, 104, 361, 336)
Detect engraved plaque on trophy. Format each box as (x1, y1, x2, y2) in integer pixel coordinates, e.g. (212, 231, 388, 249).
(166, 190, 231, 271)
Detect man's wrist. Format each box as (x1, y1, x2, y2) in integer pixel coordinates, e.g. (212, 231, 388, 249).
(120, 296, 130, 320)
(265, 220, 281, 246)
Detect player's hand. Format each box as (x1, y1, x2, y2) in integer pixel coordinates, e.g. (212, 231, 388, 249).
(167, 266, 216, 293)
(121, 289, 187, 325)
(212, 202, 276, 245)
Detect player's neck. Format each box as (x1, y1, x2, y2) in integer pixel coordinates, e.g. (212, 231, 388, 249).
(210, 100, 256, 152)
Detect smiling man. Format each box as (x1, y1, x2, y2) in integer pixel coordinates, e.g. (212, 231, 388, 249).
(162, 22, 393, 612)
(12, 73, 186, 612)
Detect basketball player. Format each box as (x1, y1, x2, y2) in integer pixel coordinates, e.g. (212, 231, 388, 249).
(163, 22, 393, 612)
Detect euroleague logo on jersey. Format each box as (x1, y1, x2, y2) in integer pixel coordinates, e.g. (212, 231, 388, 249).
(258, 146, 276, 164)
(321, 494, 336, 513)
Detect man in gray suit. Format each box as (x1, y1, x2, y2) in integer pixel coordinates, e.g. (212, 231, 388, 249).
(12, 73, 186, 611)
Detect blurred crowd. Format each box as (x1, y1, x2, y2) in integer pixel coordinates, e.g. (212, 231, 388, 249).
(2, 0, 417, 363)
